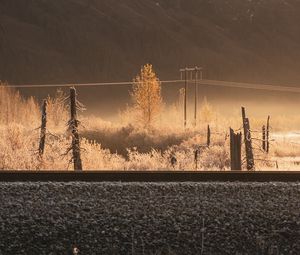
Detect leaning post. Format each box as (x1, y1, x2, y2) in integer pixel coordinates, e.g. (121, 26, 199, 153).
(38, 99, 47, 157)
(241, 107, 254, 170)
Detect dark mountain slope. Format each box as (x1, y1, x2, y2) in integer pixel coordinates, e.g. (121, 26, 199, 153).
(1, 0, 300, 85)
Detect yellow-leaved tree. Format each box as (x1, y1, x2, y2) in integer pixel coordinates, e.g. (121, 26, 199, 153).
(131, 64, 162, 128)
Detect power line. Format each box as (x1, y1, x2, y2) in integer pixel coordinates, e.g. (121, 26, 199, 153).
(0, 80, 183, 88)
(199, 79, 300, 93)
(1, 79, 300, 93)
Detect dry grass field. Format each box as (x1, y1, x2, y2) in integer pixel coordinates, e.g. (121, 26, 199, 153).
(0, 83, 300, 171)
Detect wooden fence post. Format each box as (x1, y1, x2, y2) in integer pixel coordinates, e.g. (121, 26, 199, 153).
(230, 128, 242, 170)
(38, 99, 47, 157)
(207, 124, 211, 147)
(266, 115, 270, 153)
(70, 87, 83, 171)
(230, 128, 235, 170)
(241, 107, 254, 170)
(262, 125, 266, 152)
(194, 147, 200, 170)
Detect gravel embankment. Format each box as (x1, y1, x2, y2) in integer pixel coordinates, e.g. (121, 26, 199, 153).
(0, 182, 299, 254)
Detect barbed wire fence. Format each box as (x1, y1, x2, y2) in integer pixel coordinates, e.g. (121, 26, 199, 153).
(2, 77, 300, 171)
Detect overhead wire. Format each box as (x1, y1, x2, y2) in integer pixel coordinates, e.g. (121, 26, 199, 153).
(1, 79, 300, 93)
(0, 80, 182, 88)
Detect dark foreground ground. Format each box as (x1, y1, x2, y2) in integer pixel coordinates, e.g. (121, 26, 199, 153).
(0, 182, 299, 255)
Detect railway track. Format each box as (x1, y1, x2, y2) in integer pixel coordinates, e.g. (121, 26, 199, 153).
(0, 171, 299, 182)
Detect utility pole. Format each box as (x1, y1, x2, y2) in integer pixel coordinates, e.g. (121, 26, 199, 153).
(184, 68, 187, 128)
(193, 66, 202, 127)
(180, 67, 190, 128)
(194, 68, 198, 127)
(179, 66, 203, 128)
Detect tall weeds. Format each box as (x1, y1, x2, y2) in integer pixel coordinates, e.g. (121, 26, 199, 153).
(0, 82, 299, 170)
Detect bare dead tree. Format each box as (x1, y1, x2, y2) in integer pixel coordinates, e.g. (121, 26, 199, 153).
(69, 87, 83, 171)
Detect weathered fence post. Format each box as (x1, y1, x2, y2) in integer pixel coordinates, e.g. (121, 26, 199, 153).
(38, 99, 47, 157)
(262, 125, 266, 152)
(207, 124, 211, 147)
(194, 147, 200, 170)
(70, 87, 83, 171)
(170, 152, 177, 170)
(266, 115, 270, 153)
(230, 128, 235, 170)
(241, 107, 254, 170)
(230, 128, 242, 170)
